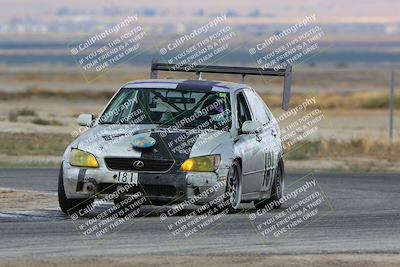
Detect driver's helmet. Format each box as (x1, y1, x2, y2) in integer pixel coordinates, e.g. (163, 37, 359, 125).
(200, 96, 227, 124)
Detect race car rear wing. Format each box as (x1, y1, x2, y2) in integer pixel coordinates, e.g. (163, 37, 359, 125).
(149, 61, 293, 110)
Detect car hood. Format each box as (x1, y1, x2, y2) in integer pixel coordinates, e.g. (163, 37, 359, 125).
(75, 124, 231, 164)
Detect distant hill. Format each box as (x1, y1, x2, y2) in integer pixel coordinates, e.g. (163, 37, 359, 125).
(1, 0, 399, 24)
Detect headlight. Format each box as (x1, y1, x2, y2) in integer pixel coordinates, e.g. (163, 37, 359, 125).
(180, 155, 220, 172)
(69, 148, 99, 168)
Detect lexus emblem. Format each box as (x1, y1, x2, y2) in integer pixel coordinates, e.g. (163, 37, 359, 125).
(133, 160, 145, 169)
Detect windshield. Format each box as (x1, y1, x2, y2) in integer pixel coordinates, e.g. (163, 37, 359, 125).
(98, 88, 231, 131)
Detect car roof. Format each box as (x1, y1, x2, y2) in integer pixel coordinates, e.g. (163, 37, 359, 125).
(122, 79, 246, 93)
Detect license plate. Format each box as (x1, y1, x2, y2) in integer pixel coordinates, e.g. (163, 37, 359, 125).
(114, 172, 138, 184)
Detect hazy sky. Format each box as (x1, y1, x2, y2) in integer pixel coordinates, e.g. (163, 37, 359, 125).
(1, 0, 399, 23)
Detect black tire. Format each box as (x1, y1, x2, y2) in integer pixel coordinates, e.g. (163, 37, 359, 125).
(58, 163, 94, 216)
(254, 159, 284, 210)
(223, 160, 242, 213)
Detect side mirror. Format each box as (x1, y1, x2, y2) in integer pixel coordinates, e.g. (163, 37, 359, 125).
(241, 120, 262, 134)
(77, 114, 95, 127)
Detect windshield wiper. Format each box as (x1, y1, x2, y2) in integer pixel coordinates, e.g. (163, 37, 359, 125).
(99, 121, 146, 125)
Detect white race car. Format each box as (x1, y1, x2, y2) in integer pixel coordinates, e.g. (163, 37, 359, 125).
(58, 63, 292, 216)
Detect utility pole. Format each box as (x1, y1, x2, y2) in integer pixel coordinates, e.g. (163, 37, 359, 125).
(389, 69, 395, 141)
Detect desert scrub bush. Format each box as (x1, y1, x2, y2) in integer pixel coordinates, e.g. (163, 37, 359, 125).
(31, 118, 64, 126)
(16, 108, 37, 116)
(8, 112, 18, 122)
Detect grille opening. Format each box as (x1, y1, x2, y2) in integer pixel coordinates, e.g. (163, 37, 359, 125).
(105, 157, 174, 172)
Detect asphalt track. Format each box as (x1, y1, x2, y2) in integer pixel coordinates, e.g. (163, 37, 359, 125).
(0, 168, 399, 258)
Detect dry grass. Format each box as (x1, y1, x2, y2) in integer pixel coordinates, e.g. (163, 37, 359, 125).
(286, 138, 400, 161)
(260, 91, 400, 109)
(0, 133, 72, 156)
(0, 87, 397, 110)
(0, 132, 398, 163)
(0, 87, 114, 101)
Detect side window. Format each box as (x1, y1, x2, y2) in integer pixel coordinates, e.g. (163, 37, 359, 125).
(236, 92, 252, 129)
(244, 89, 271, 125)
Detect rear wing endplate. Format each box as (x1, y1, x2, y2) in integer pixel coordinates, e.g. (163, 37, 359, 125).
(150, 61, 292, 110)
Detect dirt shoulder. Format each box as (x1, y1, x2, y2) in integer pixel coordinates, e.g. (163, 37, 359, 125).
(1, 254, 400, 267)
(0, 188, 57, 212)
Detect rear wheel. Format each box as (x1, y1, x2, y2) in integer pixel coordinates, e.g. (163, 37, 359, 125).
(254, 159, 284, 210)
(58, 163, 94, 216)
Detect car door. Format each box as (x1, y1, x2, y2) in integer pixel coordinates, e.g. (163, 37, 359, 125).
(243, 89, 280, 196)
(235, 91, 265, 195)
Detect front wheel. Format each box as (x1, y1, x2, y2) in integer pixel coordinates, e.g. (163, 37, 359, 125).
(58, 163, 94, 216)
(254, 159, 284, 210)
(224, 160, 242, 213)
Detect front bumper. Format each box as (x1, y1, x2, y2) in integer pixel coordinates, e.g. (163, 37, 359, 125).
(63, 162, 228, 205)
